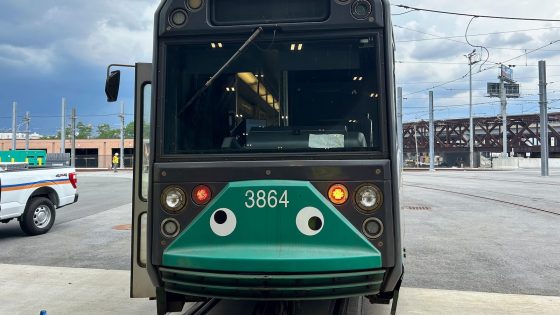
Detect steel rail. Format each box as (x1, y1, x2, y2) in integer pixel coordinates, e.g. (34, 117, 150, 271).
(405, 183, 560, 216)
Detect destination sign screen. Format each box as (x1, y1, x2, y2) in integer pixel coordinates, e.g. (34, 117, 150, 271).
(211, 0, 330, 25)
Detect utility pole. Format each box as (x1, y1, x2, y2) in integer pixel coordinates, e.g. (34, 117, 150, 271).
(499, 76, 508, 158)
(61, 98, 66, 154)
(429, 91, 435, 171)
(12, 102, 17, 150)
(539, 60, 549, 176)
(414, 124, 419, 168)
(466, 50, 478, 168)
(397, 87, 404, 169)
(71, 107, 77, 168)
(24, 111, 30, 150)
(120, 102, 125, 169)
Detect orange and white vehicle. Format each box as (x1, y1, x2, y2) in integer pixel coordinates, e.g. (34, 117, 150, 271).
(0, 164, 78, 235)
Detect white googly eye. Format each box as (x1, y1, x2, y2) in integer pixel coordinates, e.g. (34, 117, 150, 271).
(296, 207, 324, 236)
(210, 208, 237, 237)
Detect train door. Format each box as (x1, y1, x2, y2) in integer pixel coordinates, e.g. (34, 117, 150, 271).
(131, 63, 156, 298)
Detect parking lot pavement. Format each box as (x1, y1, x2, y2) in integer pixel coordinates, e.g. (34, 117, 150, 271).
(77, 170, 133, 179)
(0, 204, 133, 270)
(1, 170, 559, 313)
(0, 264, 154, 315)
(402, 170, 560, 296)
(2, 263, 560, 315)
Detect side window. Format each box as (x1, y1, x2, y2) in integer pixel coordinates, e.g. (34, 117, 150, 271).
(141, 84, 151, 200)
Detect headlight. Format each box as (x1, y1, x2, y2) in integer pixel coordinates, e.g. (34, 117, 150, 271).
(355, 184, 382, 212)
(161, 218, 180, 238)
(362, 217, 384, 239)
(169, 9, 188, 28)
(161, 186, 186, 213)
(187, 0, 204, 11)
(351, 0, 372, 20)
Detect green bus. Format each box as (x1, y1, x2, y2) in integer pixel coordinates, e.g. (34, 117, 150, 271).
(106, 0, 403, 313)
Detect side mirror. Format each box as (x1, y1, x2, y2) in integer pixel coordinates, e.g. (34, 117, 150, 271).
(105, 70, 121, 102)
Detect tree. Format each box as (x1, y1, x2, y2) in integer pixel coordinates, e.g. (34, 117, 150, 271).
(96, 123, 119, 139)
(55, 127, 72, 139)
(77, 122, 93, 139)
(124, 121, 135, 139)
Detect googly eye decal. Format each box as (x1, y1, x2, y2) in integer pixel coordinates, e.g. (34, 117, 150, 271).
(210, 208, 237, 237)
(296, 207, 324, 236)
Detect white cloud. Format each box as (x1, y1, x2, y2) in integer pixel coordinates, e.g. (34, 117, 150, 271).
(58, 1, 158, 66)
(0, 0, 159, 71)
(63, 17, 153, 66)
(0, 44, 56, 73)
(393, 0, 560, 120)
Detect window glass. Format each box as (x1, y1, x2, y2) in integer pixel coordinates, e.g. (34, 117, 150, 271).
(164, 37, 381, 154)
(141, 84, 151, 199)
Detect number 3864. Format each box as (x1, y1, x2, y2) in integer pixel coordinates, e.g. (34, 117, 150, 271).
(244, 190, 289, 209)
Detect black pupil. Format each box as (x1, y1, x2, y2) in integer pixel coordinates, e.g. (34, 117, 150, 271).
(214, 210, 227, 224)
(308, 217, 323, 231)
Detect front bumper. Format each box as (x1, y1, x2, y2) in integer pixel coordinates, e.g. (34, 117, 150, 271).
(160, 267, 385, 300)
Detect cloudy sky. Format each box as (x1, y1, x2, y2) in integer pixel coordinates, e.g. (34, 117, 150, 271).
(1, 0, 560, 135)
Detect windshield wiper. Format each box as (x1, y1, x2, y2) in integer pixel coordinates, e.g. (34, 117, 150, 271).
(179, 27, 264, 116)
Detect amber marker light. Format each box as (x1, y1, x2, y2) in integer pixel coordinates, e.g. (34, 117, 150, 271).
(328, 184, 349, 205)
(193, 185, 212, 205)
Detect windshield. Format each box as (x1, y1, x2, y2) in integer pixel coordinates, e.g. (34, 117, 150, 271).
(163, 36, 383, 155)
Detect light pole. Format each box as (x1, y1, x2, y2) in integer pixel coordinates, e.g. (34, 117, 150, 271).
(120, 102, 125, 169)
(465, 50, 478, 168)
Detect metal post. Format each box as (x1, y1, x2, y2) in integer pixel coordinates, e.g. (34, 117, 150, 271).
(71, 107, 77, 168)
(539, 60, 549, 176)
(397, 87, 404, 169)
(61, 98, 66, 154)
(429, 91, 435, 171)
(499, 78, 508, 158)
(120, 102, 125, 169)
(24, 111, 30, 150)
(12, 102, 17, 150)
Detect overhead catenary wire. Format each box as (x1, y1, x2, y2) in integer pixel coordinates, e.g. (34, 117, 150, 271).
(395, 25, 560, 46)
(402, 40, 560, 96)
(464, 17, 490, 70)
(393, 4, 560, 22)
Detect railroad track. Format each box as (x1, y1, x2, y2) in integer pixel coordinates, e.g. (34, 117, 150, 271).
(404, 183, 560, 217)
(419, 175, 560, 187)
(181, 297, 370, 315)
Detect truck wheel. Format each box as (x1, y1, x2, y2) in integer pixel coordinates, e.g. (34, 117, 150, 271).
(20, 197, 56, 236)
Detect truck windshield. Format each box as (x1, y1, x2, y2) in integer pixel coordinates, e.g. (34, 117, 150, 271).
(163, 36, 383, 155)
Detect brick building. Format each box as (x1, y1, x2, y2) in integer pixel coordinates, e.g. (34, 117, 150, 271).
(0, 138, 134, 168)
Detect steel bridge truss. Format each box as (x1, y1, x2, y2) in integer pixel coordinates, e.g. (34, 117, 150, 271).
(403, 113, 560, 154)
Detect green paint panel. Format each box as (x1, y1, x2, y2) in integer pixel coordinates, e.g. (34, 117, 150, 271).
(163, 180, 382, 273)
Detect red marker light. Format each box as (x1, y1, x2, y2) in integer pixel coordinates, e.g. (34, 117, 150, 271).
(192, 185, 212, 205)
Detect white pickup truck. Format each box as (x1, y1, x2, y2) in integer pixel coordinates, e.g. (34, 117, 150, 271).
(0, 163, 78, 235)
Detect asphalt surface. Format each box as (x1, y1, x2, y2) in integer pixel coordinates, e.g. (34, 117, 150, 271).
(1, 170, 559, 298)
(401, 169, 560, 296)
(0, 172, 133, 269)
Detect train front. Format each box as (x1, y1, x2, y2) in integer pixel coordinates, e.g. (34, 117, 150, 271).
(148, 0, 402, 311)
